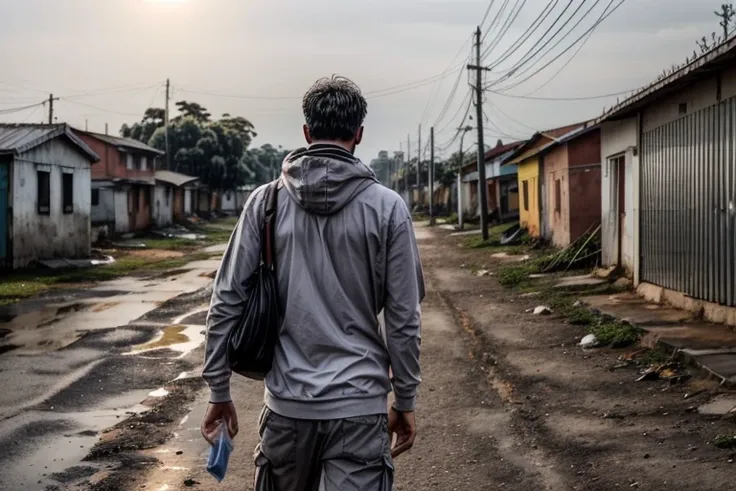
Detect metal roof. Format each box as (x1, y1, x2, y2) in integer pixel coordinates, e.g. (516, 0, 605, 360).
(500, 122, 586, 166)
(154, 170, 199, 187)
(537, 124, 600, 155)
(78, 130, 165, 156)
(0, 124, 99, 162)
(597, 35, 736, 123)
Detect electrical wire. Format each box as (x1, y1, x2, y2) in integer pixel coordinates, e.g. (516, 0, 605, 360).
(522, 28, 595, 96)
(436, 90, 472, 136)
(0, 101, 46, 115)
(485, 86, 635, 101)
(490, 0, 592, 86)
(482, 0, 529, 61)
(482, 0, 559, 67)
(482, 0, 513, 43)
(62, 82, 164, 100)
(21, 105, 42, 123)
(429, 65, 467, 131)
(480, 0, 497, 31)
(485, 97, 539, 132)
(495, 0, 627, 92)
(419, 34, 473, 126)
(59, 98, 143, 117)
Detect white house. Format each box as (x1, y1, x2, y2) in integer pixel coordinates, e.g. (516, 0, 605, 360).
(597, 36, 736, 310)
(153, 170, 199, 225)
(0, 124, 99, 269)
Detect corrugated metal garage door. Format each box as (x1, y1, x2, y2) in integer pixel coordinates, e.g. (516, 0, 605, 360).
(641, 96, 736, 306)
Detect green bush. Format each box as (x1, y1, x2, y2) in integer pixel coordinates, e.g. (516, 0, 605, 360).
(589, 322, 643, 348)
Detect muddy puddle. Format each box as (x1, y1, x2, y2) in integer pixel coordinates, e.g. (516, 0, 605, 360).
(128, 324, 204, 358)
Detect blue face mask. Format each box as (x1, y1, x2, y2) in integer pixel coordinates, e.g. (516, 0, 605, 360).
(207, 423, 234, 482)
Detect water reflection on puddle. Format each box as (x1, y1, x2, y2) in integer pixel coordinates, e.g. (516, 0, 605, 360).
(128, 324, 204, 358)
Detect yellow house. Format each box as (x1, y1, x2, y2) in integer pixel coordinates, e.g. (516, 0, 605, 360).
(502, 124, 584, 238)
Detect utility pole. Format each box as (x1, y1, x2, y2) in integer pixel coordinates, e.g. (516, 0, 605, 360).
(429, 127, 435, 225)
(165, 79, 171, 171)
(417, 125, 422, 210)
(457, 124, 473, 230)
(406, 134, 412, 209)
(468, 26, 492, 241)
(48, 94, 59, 124)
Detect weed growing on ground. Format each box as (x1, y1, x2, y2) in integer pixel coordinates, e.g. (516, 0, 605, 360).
(713, 434, 736, 449)
(589, 322, 643, 348)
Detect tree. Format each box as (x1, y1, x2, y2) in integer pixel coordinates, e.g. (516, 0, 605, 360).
(174, 101, 212, 123)
(715, 3, 735, 40)
(120, 107, 166, 144)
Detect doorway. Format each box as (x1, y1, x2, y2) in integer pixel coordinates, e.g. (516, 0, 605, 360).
(609, 155, 626, 267)
(0, 162, 8, 264)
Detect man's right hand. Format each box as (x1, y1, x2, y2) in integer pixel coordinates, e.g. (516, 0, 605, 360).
(201, 401, 239, 445)
(388, 407, 416, 458)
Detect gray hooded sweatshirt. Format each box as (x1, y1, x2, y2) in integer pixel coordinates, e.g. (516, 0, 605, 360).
(203, 144, 424, 420)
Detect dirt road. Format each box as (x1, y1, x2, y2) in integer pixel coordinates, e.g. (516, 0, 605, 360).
(130, 224, 735, 491)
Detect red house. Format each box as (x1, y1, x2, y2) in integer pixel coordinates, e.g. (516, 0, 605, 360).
(77, 131, 165, 234)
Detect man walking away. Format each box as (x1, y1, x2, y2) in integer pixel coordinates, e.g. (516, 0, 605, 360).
(201, 75, 425, 490)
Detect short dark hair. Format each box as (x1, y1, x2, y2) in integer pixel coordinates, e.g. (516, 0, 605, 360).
(302, 75, 368, 141)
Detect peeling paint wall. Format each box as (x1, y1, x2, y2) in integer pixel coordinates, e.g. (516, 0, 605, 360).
(153, 183, 173, 227)
(184, 188, 193, 215)
(600, 118, 638, 276)
(10, 139, 92, 268)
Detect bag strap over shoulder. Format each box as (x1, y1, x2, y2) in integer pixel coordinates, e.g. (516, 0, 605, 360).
(261, 179, 281, 269)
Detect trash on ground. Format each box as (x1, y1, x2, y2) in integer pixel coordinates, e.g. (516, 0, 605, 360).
(112, 241, 148, 249)
(500, 224, 524, 245)
(35, 254, 115, 270)
(636, 362, 690, 383)
(580, 334, 599, 348)
(476, 269, 492, 277)
(532, 306, 552, 315)
(153, 225, 206, 241)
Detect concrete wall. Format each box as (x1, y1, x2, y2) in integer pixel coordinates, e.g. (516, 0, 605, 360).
(221, 191, 236, 212)
(91, 186, 114, 224)
(600, 117, 639, 277)
(184, 188, 193, 215)
(10, 139, 91, 268)
(153, 183, 173, 227)
(544, 145, 570, 247)
(128, 185, 152, 231)
(113, 189, 129, 233)
(518, 157, 541, 237)
(642, 64, 736, 132)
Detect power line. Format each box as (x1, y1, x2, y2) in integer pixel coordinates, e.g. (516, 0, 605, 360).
(480, 0, 497, 31)
(429, 65, 467, 130)
(482, 0, 559, 63)
(482, 0, 513, 43)
(485, 97, 538, 132)
(0, 101, 46, 115)
(436, 90, 473, 136)
(485, 86, 635, 101)
(419, 34, 473, 125)
(495, 0, 627, 92)
(59, 98, 143, 117)
(483, 0, 529, 61)
(522, 28, 595, 96)
(491, 0, 591, 86)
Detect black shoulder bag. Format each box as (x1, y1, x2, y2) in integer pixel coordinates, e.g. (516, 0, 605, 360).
(227, 179, 281, 380)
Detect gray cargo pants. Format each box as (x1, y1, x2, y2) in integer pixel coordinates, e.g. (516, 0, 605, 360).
(253, 407, 394, 491)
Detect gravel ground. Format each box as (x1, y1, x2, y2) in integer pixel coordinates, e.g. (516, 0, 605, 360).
(130, 224, 736, 491)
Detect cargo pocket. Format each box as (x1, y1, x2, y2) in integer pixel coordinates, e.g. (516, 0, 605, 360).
(254, 453, 275, 491)
(256, 408, 297, 468)
(381, 454, 394, 491)
(341, 415, 387, 463)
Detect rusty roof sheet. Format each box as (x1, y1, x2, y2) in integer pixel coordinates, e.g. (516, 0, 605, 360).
(0, 124, 99, 161)
(78, 130, 165, 156)
(154, 170, 199, 187)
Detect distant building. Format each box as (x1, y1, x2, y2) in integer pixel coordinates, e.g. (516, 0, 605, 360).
(0, 124, 99, 269)
(153, 170, 199, 225)
(77, 130, 164, 234)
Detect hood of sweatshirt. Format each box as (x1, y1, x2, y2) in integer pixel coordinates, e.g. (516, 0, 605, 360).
(281, 143, 378, 215)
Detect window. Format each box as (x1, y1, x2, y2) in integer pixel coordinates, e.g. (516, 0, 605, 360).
(522, 180, 529, 212)
(554, 179, 561, 213)
(165, 187, 171, 206)
(62, 173, 73, 214)
(126, 153, 134, 170)
(37, 170, 50, 215)
(91, 188, 100, 206)
(140, 156, 148, 171)
(678, 102, 688, 115)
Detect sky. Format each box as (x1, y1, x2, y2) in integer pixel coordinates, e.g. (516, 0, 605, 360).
(0, 0, 722, 164)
